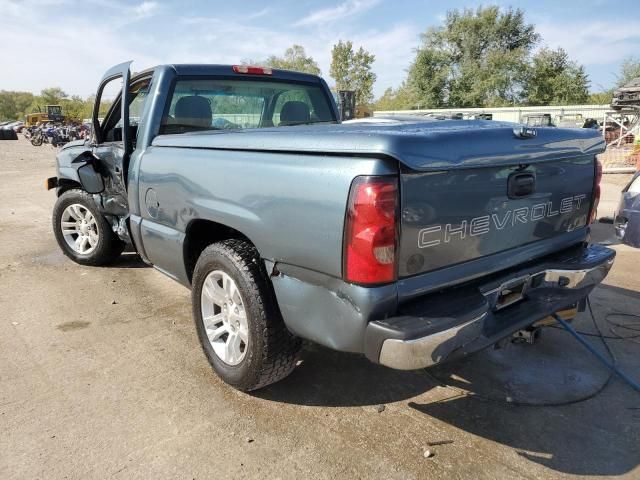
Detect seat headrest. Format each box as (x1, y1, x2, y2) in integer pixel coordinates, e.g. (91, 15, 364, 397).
(280, 101, 310, 126)
(174, 96, 212, 128)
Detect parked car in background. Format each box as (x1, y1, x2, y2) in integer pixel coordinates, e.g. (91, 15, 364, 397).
(611, 77, 640, 110)
(614, 172, 640, 248)
(420, 112, 464, 120)
(553, 115, 601, 130)
(523, 113, 554, 127)
(582, 118, 600, 129)
(2, 121, 25, 132)
(0, 121, 21, 140)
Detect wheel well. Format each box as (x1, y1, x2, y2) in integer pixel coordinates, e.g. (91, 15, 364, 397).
(56, 179, 83, 196)
(183, 219, 253, 283)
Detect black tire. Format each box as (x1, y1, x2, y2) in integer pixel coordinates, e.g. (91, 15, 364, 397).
(31, 133, 42, 146)
(52, 189, 125, 266)
(192, 239, 301, 391)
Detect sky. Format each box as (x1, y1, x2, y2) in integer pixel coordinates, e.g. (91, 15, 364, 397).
(2, 0, 640, 99)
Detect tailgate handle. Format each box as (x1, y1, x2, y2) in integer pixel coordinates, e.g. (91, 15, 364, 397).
(508, 172, 536, 198)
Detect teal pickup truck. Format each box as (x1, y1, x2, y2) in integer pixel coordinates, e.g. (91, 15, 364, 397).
(47, 62, 614, 391)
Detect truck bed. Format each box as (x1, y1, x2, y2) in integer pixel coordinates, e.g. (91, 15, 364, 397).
(152, 119, 603, 285)
(151, 119, 604, 170)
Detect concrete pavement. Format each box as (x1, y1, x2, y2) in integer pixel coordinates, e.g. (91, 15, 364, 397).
(1, 138, 638, 479)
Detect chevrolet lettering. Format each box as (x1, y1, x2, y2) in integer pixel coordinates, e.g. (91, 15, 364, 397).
(418, 194, 588, 248)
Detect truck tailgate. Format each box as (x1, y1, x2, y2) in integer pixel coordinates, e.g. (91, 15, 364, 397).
(398, 156, 595, 278)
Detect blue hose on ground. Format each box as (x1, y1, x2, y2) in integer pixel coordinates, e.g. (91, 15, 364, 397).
(425, 297, 636, 406)
(552, 313, 640, 392)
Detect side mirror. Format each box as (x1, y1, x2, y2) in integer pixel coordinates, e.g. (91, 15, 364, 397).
(77, 163, 104, 194)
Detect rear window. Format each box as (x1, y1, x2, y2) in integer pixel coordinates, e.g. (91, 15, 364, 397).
(159, 77, 335, 134)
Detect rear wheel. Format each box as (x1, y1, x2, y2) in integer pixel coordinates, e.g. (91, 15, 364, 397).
(31, 133, 42, 146)
(192, 239, 301, 391)
(52, 189, 125, 266)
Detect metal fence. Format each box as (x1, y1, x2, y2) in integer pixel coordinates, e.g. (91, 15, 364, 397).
(374, 104, 610, 123)
(374, 104, 639, 171)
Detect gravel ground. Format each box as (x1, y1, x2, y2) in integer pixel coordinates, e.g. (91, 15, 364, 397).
(1, 137, 639, 479)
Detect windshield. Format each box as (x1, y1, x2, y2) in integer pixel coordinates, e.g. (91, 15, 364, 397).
(159, 77, 336, 134)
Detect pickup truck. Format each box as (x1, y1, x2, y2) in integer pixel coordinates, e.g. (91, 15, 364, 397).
(47, 62, 615, 391)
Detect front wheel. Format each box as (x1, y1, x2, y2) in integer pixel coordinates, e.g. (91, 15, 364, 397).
(192, 239, 301, 391)
(52, 189, 125, 266)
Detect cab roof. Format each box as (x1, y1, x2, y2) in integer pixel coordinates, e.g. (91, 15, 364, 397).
(134, 64, 324, 84)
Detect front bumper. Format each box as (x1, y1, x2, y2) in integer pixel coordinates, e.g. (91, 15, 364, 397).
(45, 176, 58, 190)
(364, 243, 615, 370)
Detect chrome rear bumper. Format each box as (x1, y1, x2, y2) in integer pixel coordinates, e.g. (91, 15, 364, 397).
(378, 313, 487, 370)
(365, 244, 615, 370)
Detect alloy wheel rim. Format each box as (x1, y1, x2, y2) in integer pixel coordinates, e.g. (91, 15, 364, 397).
(60, 203, 99, 255)
(200, 270, 249, 366)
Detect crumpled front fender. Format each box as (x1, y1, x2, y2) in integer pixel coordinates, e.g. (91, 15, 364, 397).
(55, 140, 92, 187)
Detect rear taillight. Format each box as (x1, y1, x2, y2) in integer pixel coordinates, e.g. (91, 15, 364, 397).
(232, 65, 273, 75)
(589, 158, 603, 223)
(344, 176, 398, 285)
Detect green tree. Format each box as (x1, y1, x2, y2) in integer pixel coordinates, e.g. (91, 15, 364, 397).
(374, 83, 419, 111)
(524, 48, 589, 105)
(407, 6, 538, 108)
(374, 87, 403, 111)
(588, 90, 612, 105)
(40, 87, 68, 105)
(0, 91, 35, 120)
(263, 45, 321, 76)
(330, 40, 377, 105)
(406, 47, 450, 108)
(61, 95, 93, 122)
(616, 57, 640, 87)
(584, 57, 640, 106)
